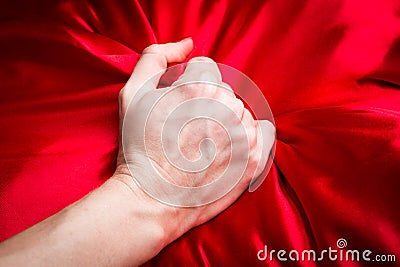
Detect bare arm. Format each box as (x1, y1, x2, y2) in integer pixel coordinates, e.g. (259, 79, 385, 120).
(0, 38, 275, 266)
(0, 176, 177, 266)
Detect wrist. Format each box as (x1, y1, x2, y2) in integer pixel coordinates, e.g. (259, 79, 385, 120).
(110, 170, 187, 248)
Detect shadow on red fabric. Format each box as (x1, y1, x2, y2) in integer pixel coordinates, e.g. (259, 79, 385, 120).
(1, 1, 399, 266)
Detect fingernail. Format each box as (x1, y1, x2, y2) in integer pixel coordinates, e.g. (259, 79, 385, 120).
(179, 37, 192, 43)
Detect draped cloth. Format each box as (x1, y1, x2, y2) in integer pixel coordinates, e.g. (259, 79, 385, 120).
(1, 1, 399, 266)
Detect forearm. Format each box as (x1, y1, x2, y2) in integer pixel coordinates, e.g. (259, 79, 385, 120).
(0, 175, 176, 267)
(0, 39, 275, 266)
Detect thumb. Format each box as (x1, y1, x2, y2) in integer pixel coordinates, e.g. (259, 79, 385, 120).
(120, 38, 194, 112)
(249, 120, 276, 192)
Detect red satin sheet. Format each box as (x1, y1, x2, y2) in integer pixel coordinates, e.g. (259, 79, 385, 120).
(1, 1, 399, 266)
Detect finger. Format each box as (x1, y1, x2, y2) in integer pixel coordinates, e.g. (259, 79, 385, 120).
(249, 120, 276, 192)
(172, 56, 222, 86)
(221, 82, 235, 96)
(241, 109, 257, 149)
(213, 82, 235, 100)
(122, 38, 194, 105)
(195, 119, 275, 224)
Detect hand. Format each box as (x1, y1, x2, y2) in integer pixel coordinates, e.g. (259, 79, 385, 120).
(113, 38, 275, 241)
(0, 38, 275, 267)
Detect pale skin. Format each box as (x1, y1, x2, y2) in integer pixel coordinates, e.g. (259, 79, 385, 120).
(0, 38, 275, 266)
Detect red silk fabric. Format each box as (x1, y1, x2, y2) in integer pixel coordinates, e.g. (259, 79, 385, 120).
(1, 1, 399, 266)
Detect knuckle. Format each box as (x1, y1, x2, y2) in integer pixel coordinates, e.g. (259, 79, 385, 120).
(189, 56, 215, 63)
(242, 108, 255, 124)
(220, 82, 234, 95)
(233, 97, 245, 115)
(142, 43, 160, 54)
(141, 44, 167, 68)
(199, 70, 220, 83)
(140, 53, 167, 70)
